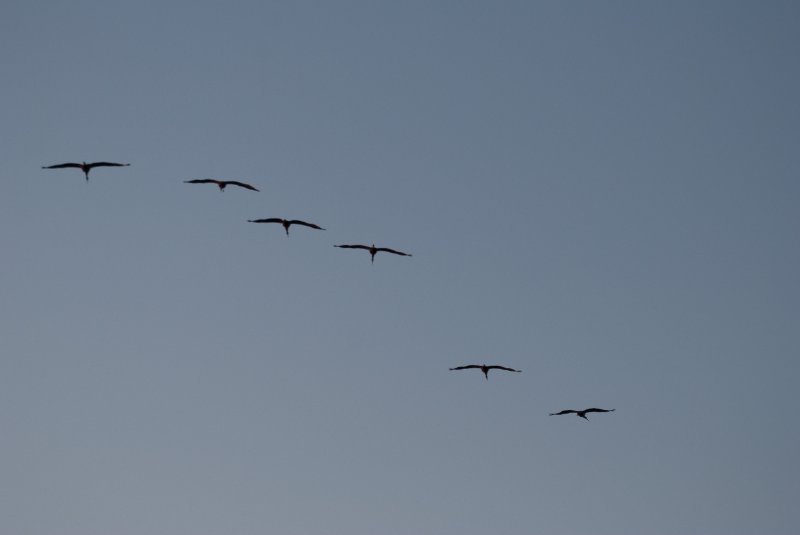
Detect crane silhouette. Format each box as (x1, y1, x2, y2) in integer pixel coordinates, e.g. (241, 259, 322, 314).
(449, 364, 521, 380)
(549, 408, 615, 420)
(248, 218, 325, 236)
(334, 244, 412, 263)
(42, 161, 130, 181)
(184, 179, 259, 192)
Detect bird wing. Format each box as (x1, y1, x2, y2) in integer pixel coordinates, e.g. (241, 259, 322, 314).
(288, 220, 325, 230)
(375, 247, 411, 257)
(488, 365, 521, 373)
(87, 161, 129, 168)
(449, 365, 481, 371)
(42, 163, 82, 169)
(248, 218, 283, 224)
(549, 410, 578, 416)
(225, 181, 259, 191)
(583, 408, 615, 414)
(184, 179, 220, 185)
(334, 244, 370, 250)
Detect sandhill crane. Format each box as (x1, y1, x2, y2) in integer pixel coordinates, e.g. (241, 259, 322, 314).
(184, 179, 259, 192)
(449, 364, 522, 380)
(549, 408, 615, 420)
(42, 161, 130, 181)
(248, 218, 325, 236)
(334, 244, 412, 263)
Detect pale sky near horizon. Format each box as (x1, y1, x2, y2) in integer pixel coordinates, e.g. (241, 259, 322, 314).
(2, 1, 799, 534)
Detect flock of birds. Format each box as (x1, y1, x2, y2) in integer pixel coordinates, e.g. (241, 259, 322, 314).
(41, 160, 616, 422)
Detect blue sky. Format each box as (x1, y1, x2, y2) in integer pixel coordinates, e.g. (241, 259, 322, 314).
(2, 1, 799, 534)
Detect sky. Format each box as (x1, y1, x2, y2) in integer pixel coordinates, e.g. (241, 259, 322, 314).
(2, 1, 799, 534)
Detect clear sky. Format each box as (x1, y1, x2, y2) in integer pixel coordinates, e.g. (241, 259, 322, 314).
(2, 1, 799, 534)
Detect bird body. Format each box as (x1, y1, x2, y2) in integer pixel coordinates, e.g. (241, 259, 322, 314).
(449, 364, 521, 380)
(184, 179, 259, 192)
(549, 408, 615, 420)
(42, 161, 130, 181)
(334, 243, 412, 263)
(248, 218, 325, 236)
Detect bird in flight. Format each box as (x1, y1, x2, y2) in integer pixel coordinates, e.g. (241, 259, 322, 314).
(334, 244, 412, 263)
(248, 218, 325, 236)
(549, 408, 615, 420)
(42, 161, 130, 181)
(449, 364, 522, 380)
(184, 179, 259, 192)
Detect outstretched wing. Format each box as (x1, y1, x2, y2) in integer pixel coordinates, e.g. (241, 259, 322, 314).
(225, 180, 259, 191)
(488, 365, 521, 373)
(248, 218, 284, 224)
(42, 163, 82, 169)
(87, 161, 129, 169)
(583, 408, 615, 414)
(449, 365, 481, 371)
(375, 247, 411, 257)
(334, 244, 370, 250)
(184, 179, 220, 185)
(289, 220, 325, 230)
(549, 409, 578, 416)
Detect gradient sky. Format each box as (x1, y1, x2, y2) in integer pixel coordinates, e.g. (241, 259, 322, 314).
(2, 1, 799, 534)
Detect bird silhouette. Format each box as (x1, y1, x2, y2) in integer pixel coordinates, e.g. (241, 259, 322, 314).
(184, 179, 259, 192)
(248, 218, 325, 236)
(334, 244, 412, 263)
(449, 364, 521, 380)
(42, 161, 130, 181)
(549, 408, 615, 420)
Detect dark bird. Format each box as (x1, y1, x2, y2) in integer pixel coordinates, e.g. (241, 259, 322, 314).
(248, 218, 325, 236)
(549, 408, 616, 420)
(449, 364, 522, 380)
(42, 161, 130, 181)
(184, 179, 259, 192)
(334, 243, 412, 263)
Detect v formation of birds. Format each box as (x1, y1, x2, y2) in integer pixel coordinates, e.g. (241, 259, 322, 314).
(40, 160, 615, 421)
